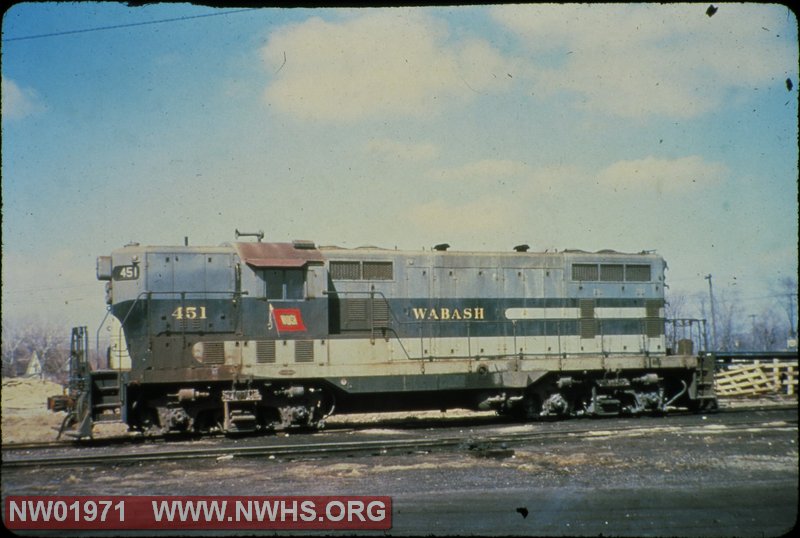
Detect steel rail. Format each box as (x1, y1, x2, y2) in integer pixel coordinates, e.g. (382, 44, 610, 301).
(1, 400, 795, 453)
(3, 409, 795, 470)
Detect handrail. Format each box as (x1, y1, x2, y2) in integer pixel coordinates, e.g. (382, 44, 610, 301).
(108, 289, 246, 365)
(323, 289, 412, 359)
(324, 290, 673, 361)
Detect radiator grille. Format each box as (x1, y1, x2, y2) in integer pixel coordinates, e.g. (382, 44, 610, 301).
(572, 264, 598, 281)
(363, 261, 393, 280)
(626, 264, 651, 282)
(330, 261, 361, 280)
(330, 260, 394, 280)
(600, 264, 624, 281)
(571, 263, 652, 282)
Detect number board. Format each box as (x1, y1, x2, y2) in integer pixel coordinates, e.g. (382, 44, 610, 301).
(112, 265, 140, 281)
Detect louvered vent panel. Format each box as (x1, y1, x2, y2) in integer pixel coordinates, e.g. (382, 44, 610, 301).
(579, 299, 596, 339)
(256, 340, 276, 364)
(579, 299, 595, 318)
(645, 299, 662, 317)
(177, 318, 203, 331)
(339, 298, 370, 331)
(372, 298, 390, 327)
(346, 299, 368, 321)
(645, 319, 663, 338)
(294, 340, 314, 363)
(644, 299, 664, 337)
(580, 319, 597, 339)
(202, 342, 225, 365)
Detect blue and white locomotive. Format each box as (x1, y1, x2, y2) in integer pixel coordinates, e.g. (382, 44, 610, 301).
(55, 235, 716, 437)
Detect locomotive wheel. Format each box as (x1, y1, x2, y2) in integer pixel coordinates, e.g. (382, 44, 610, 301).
(522, 396, 541, 420)
(516, 390, 542, 421)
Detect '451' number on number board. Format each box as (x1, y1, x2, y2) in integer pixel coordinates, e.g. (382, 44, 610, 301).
(171, 306, 207, 320)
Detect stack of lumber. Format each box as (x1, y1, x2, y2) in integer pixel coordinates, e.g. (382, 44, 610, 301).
(715, 359, 797, 397)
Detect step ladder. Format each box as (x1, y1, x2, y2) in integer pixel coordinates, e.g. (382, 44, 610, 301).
(54, 327, 123, 439)
(694, 352, 718, 410)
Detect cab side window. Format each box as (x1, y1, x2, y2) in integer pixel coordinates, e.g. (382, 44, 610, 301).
(264, 269, 304, 300)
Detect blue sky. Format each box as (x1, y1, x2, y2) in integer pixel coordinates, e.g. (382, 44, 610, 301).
(2, 3, 798, 331)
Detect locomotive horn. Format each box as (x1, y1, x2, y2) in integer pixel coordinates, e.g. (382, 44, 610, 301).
(235, 229, 264, 242)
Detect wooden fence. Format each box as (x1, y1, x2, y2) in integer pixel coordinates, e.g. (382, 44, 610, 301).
(715, 359, 798, 397)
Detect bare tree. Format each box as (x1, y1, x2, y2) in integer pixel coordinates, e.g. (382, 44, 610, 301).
(692, 291, 712, 352)
(714, 289, 745, 352)
(1, 316, 70, 382)
(773, 276, 798, 341)
(665, 290, 689, 320)
(665, 290, 694, 352)
(1, 318, 26, 377)
(749, 307, 783, 352)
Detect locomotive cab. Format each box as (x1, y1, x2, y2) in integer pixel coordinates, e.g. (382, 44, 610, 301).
(96, 240, 331, 434)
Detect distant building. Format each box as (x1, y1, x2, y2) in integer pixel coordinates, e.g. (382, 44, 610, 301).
(24, 351, 43, 379)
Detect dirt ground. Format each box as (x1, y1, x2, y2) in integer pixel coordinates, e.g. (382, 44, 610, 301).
(1, 377, 68, 443)
(4, 396, 795, 536)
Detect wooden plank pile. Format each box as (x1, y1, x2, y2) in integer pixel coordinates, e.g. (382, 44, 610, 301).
(715, 359, 798, 397)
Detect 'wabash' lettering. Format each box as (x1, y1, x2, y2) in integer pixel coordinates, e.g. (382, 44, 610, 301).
(410, 307, 484, 321)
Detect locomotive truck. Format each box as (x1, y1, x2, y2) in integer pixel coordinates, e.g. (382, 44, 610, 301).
(51, 235, 717, 438)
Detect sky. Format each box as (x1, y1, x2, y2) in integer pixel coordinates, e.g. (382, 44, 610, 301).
(2, 3, 798, 333)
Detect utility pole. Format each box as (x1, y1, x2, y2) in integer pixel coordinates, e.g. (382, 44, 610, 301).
(789, 292, 798, 350)
(705, 274, 717, 352)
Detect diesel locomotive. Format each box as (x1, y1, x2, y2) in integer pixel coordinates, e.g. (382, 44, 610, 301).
(51, 235, 716, 438)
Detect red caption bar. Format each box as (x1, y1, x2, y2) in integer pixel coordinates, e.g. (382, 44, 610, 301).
(4, 495, 392, 530)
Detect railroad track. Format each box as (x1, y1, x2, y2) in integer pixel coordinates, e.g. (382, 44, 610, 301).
(3, 407, 796, 470)
(3, 397, 794, 452)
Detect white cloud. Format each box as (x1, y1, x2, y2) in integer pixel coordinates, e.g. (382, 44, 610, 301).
(491, 4, 796, 119)
(428, 158, 532, 182)
(364, 138, 439, 162)
(401, 154, 732, 255)
(596, 155, 727, 193)
(261, 10, 515, 121)
(1, 76, 45, 120)
(406, 196, 523, 243)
